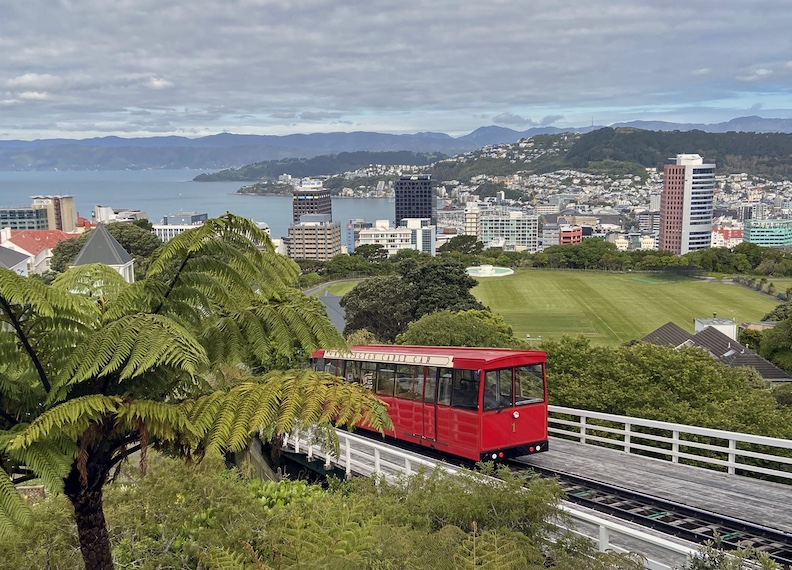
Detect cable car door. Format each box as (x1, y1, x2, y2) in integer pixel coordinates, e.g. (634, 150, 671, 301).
(422, 366, 437, 442)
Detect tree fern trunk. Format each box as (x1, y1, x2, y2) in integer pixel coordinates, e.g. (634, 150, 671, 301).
(65, 467, 114, 570)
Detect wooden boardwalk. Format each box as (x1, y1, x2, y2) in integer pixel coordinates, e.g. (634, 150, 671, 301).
(520, 438, 792, 535)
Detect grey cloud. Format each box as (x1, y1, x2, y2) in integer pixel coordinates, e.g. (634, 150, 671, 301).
(492, 112, 532, 125)
(540, 115, 564, 126)
(1, 0, 791, 138)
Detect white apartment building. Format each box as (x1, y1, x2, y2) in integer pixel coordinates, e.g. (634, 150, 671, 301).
(358, 220, 413, 257)
(357, 218, 437, 257)
(479, 210, 539, 252)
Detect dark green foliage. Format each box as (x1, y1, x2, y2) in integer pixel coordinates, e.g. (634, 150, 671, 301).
(737, 328, 764, 351)
(1, 214, 391, 570)
(397, 257, 486, 319)
(340, 276, 418, 342)
(565, 127, 792, 179)
(438, 234, 484, 255)
(352, 243, 389, 263)
(543, 336, 792, 437)
(772, 383, 792, 407)
(341, 258, 486, 342)
(759, 318, 792, 373)
(396, 310, 520, 348)
(762, 302, 792, 322)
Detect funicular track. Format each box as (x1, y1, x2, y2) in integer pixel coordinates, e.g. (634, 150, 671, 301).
(508, 460, 792, 568)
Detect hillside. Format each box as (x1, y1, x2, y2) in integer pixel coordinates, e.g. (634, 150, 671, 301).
(193, 151, 446, 181)
(2, 115, 792, 171)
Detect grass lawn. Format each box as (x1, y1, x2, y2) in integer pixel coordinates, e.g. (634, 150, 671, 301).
(472, 270, 780, 346)
(311, 280, 360, 297)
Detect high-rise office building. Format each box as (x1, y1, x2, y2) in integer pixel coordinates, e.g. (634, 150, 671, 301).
(658, 154, 715, 255)
(292, 182, 331, 224)
(31, 195, 77, 233)
(287, 214, 342, 261)
(395, 175, 435, 225)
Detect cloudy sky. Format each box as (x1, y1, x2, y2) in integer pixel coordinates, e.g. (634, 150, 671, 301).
(2, 0, 791, 140)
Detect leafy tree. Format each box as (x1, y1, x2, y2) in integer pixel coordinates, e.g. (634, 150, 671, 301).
(352, 243, 389, 263)
(542, 336, 792, 437)
(761, 302, 792, 322)
(0, 214, 390, 570)
(759, 318, 792, 373)
(397, 257, 486, 319)
(396, 309, 520, 348)
(438, 234, 484, 255)
(48, 236, 83, 273)
(325, 253, 383, 277)
(340, 276, 418, 342)
(737, 328, 764, 351)
(130, 218, 153, 231)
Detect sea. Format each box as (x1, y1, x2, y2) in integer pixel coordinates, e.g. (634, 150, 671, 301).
(0, 170, 395, 239)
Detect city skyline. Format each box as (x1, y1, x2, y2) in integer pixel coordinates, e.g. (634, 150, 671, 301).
(2, 1, 791, 141)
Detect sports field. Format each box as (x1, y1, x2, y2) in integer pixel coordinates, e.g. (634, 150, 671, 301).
(471, 270, 780, 346)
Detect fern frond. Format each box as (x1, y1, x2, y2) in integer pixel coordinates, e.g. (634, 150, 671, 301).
(183, 369, 391, 455)
(1, 437, 76, 493)
(51, 264, 130, 310)
(200, 546, 250, 570)
(0, 467, 31, 538)
(51, 314, 208, 401)
(8, 395, 122, 449)
(115, 399, 199, 444)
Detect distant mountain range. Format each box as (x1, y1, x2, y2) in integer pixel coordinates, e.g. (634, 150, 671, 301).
(2, 116, 792, 171)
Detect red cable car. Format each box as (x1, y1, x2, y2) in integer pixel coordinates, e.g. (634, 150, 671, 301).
(311, 345, 548, 462)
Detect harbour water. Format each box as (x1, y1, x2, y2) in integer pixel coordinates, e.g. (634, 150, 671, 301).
(0, 170, 395, 239)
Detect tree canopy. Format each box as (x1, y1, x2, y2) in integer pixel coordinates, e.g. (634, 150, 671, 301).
(341, 258, 486, 342)
(0, 214, 390, 570)
(543, 336, 792, 437)
(396, 309, 520, 348)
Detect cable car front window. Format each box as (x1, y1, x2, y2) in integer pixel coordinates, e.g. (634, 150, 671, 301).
(515, 364, 544, 405)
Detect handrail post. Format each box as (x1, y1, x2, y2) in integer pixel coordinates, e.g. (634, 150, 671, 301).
(598, 525, 610, 552)
(728, 439, 737, 475)
(374, 448, 381, 474)
(580, 415, 587, 444)
(345, 442, 352, 478)
(672, 430, 679, 463)
(624, 422, 631, 454)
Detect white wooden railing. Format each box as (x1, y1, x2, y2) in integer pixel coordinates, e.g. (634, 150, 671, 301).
(548, 406, 792, 481)
(283, 429, 699, 570)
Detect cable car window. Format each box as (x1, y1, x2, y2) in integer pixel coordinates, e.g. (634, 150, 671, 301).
(515, 364, 544, 405)
(377, 365, 395, 397)
(395, 364, 420, 400)
(324, 359, 342, 376)
(360, 361, 377, 390)
(437, 368, 452, 405)
(345, 361, 362, 385)
(451, 369, 479, 410)
(483, 368, 513, 410)
(312, 358, 324, 372)
(424, 366, 437, 403)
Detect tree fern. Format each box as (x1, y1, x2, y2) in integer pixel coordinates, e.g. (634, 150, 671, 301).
(0, 214, 390, 569)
